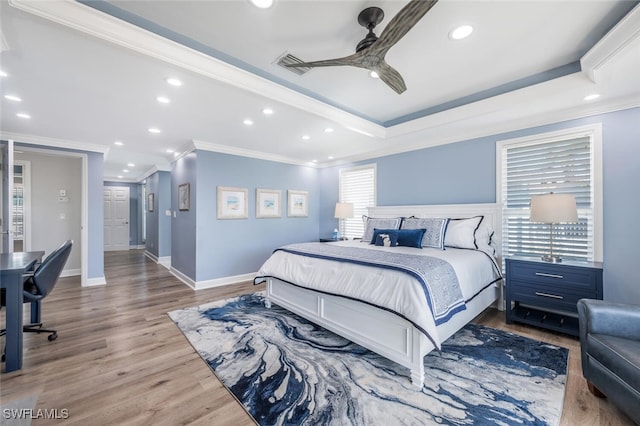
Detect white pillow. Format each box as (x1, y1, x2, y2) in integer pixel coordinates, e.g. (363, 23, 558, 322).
(444, 216, 483, 249)
(362, 216, 402, 243)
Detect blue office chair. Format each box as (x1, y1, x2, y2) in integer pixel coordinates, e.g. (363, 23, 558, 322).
(1, 240, 73, 343)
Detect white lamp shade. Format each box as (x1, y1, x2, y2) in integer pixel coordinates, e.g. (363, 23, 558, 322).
(530, 193, 578, 223)
(334, 202, 354, 219)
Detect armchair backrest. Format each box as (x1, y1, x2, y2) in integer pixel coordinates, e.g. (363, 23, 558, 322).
(32, 240, 73, 298)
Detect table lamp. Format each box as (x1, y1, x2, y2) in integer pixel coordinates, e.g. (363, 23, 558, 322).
(334, 202, 354, 239)
(529, 193, 578, 263)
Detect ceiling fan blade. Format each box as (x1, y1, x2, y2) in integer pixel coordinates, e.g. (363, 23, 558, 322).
(370, 0, 439, 57)
(375, 61, 407, 94)
(285, 53, 363, 69)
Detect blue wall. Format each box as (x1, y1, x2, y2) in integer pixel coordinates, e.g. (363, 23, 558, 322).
(145, 171, 171, 258)
(319, 107, 640, 304)
(172, 150, 319, 282)
(104, 181, 144, 247)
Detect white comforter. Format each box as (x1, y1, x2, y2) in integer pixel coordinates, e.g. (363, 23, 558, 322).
(256, 240, 501, 349)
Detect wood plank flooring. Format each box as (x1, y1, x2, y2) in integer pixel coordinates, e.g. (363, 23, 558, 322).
(0, 249, 634, 425)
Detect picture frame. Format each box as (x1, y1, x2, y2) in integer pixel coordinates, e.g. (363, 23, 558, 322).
(148, 193, 154, 212)
(256, 188, 281, 218)
(287, 190, 308, 217)
(217, 186, 248, 219)
(178, 183, 190, 211)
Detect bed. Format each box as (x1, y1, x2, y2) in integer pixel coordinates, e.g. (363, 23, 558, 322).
(254, 203, 503, 389)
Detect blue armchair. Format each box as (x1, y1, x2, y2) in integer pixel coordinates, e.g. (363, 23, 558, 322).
(577, 299, 640, 424)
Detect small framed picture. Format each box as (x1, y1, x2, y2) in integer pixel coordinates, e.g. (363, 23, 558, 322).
(178, 183, 190, 211)
(148, 193, 155, 212)
(287, 190, 308, 217)
(217, 186, 248, 219)
(256, 188, 281, 218)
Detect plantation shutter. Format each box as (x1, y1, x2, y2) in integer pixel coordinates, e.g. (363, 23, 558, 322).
(500, 136, 595, 262)
(339, 165, 376, 239)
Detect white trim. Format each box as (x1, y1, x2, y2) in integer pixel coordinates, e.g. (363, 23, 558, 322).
(190, 140, 317, 168)
(169, 267, 257, 291)
(158, 256, 171, 269)
(85, 276, 106, 286)
(138, 164, 171, 183)
(581, 4, 640, 82)
(130, 244, 145, 250)
(0, 131, 109, 154)
(60, 268, 81, 277)
(13, 159, 31, 251)
(169, 267, 196, 289)
(496, 123, 603, 262)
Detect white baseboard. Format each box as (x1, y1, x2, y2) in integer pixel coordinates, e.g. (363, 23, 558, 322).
(169, 267, 257, 291)
(60, 268, 81, 278)
(158, 256, 171, 269)
(144, 250, 158, 263)
(84, 276, 106, 286)
(130, 245, 145, 250)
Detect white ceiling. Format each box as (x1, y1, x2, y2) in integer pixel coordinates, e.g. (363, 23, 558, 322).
(1, 0, 639, 182)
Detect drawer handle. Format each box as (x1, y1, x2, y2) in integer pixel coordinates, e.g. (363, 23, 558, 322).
(535, 272, 564, 279)
(535, 291, 564, 300)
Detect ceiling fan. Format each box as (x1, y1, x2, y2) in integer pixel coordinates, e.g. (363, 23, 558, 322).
(285, 0, 439, 94)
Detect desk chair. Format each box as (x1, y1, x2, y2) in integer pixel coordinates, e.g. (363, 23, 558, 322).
(1, 240, 73, 343)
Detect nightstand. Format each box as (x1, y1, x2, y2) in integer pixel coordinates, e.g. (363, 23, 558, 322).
(505, 256, 603, 336)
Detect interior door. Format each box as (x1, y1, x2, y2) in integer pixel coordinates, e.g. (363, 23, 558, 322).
(0, 140, 12, 253)
(104, 186, 130, 251)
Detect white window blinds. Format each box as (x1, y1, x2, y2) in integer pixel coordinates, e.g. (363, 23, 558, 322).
(499, 128, 601, 263)
(339, 164, 376, 239)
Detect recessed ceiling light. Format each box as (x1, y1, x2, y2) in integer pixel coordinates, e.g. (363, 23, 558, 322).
(328, 156, 334, 160)
(16, 113, 31, 119)
(114, 141, 124, 146)
(0, 70, 7, 77)
(584, 93, 600, 101)
(166, 149, 175, 153)
(324, 127, 334, 133)
(173, 152, 179, 157)
(117, 175, 124, 179)
(127, 163, 135, 167)
(449, 25, 473, 40)
(166, 77, 182, 87)
(243, 119, 254, 126)
(250, 0, 273, 8)
(4, 94, 22, 102)
(312, 159, 318, 163)
(262, 108, 274, 115)
(123, 169, 129, 173)
(302, 135, 310, 140)
(156, 96, 171, 104)
(369, 71, 379, 79)
(148, 127, 161, 134)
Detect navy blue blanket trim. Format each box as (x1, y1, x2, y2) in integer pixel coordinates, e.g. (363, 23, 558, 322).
(273, 246, 472, 326)
(253, 275, 440, 351)
(465, 277, 502, 304)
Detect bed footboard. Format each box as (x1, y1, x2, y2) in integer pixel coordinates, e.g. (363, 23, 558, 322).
(265, 277, 432, 389)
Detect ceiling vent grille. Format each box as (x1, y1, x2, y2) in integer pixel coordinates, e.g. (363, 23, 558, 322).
(276, 53, 311, 76)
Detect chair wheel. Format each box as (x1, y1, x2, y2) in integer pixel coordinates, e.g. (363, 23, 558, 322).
(48, 333, 57, 341)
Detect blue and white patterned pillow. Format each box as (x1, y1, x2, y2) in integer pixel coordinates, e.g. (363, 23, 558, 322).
(401, 217, 449, 249)
(362, 216, 402, 243)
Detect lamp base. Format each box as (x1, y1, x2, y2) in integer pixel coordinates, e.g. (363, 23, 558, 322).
(541, 255, 563, 263)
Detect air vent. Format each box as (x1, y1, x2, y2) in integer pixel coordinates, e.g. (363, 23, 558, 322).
(276, 53, 311, 76)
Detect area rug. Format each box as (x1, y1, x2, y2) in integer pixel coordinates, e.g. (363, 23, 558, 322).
(168, 293, 569, 425)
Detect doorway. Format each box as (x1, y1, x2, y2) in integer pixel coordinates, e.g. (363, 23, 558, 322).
(104, 186, 130, 251)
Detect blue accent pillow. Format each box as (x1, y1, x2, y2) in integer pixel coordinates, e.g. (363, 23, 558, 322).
(371, 228, 426, 248)
(374, 232, 399, 247)
(401, 217, 450, 249)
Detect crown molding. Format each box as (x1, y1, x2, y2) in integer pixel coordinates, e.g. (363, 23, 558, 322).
(581, 4, 640, 82)
(191, 139, 317, 168)
(8, 0, 385, 139)
(0, 131, 109, 154)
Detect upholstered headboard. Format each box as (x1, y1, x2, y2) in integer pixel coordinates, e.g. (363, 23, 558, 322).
(367, 203, 502, 262)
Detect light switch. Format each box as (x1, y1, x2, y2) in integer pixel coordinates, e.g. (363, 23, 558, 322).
(59, 189, 67, 197)
(165, 210, 171, 217)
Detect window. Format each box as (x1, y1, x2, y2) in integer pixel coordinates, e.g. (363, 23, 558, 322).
(497, 124, 602, 263)
(339, 164, 376, 239)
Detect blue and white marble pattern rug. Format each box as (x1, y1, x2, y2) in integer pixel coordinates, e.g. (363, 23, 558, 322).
(168, 293, 568, 426)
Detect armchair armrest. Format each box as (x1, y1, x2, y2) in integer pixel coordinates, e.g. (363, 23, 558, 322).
(578, 298, 640, 341)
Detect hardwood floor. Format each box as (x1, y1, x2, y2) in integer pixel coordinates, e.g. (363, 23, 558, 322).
(1, 250, 634, 425)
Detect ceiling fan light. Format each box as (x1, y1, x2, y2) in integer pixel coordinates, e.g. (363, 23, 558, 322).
(250, 0, 273, 9)
(450, 25, 473, 40)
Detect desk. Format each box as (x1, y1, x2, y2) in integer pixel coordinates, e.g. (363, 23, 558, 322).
(1, 251, 44, 372)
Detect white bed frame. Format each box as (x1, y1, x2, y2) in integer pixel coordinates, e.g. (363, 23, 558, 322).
(265, 203, 503, 389)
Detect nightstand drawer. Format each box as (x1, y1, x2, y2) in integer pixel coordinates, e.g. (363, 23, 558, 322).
(508, 261, 598, 292)
(509, 280, 595, 313)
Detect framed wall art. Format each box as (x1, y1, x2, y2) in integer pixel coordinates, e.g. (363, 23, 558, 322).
(178, 183, 190, 211)
(217, 186, 248, 219)
(287, 190, 308, 217)
(256, 188, 281, 218)
(148, 193, 155, 212)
